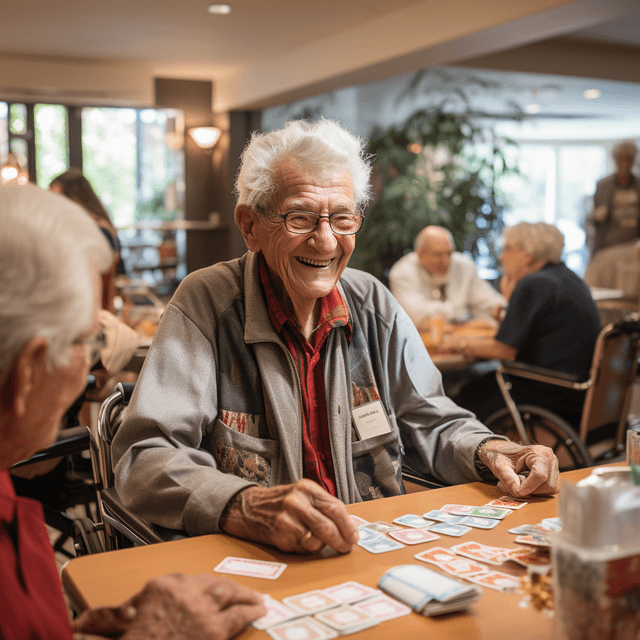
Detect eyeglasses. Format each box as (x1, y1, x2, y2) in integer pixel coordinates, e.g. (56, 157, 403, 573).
(73, 328, 107, 367)
(256, 206, 364, 235)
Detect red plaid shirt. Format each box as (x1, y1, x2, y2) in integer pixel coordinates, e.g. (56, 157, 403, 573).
(259, 255, 351, 496)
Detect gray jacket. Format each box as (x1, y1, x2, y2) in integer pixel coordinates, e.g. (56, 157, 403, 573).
(113, 251, 495, 536)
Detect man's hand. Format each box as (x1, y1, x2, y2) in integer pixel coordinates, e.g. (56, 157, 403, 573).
(479, 440, 560, 497)
(71, 573, 266, 640)
(220, 479, 359, 554)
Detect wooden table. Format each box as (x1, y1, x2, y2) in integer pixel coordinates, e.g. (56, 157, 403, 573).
(62, 466, 600, 640)
(420, 322, 496, 371)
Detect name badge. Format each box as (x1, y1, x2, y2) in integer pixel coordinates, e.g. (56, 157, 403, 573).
(352, 400, 392, 440)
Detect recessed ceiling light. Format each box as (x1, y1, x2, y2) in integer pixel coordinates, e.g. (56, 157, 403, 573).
(207, 4, 231, 14)
(524, 104, 541, 114)
(583, 89, 602, 99)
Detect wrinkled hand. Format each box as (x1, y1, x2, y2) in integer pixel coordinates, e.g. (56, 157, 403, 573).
(220, 480, 359, 554)
(479, 440, 560, 497)
(71, 574, 265, 640)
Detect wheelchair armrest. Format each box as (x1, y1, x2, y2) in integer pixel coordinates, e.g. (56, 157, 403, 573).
(11, 431, 90, 469)
(499, 361, 582, 389)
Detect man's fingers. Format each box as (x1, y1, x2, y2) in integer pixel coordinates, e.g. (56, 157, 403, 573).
(71, 604, 137, 635)
(214, 603, 269, 639)
(204, 576, 265, 609)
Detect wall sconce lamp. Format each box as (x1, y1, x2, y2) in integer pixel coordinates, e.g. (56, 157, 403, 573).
(0, 152, 28, 185)
(188, 126, 222, 152)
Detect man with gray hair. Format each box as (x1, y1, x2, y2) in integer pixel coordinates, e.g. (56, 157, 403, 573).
(0, 183, 264, 639)
(448, 222, 601, 426)
(113, 120, 559, 557)
(389, 225, 505, 326)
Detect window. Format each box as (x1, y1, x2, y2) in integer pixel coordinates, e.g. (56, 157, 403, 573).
(34, 103, 69, 188)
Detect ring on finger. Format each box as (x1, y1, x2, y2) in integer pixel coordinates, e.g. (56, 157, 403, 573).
(301, 530, 313, 544)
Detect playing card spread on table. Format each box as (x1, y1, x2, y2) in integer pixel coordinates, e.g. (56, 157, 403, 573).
(507, 547, 551, 567)
(357, 526, 382, 543)
(458, 516, 501, 529)
(485, 497, 528, 509)
(388, 528, 440, 544)
(451, 541, 510, 565)
(358, 535, 405, 554)
(214, 557, 287, 579)
(392, 514, 434, 528)
(322, 582, 379, 604)
(514, 534, 551, 547)
(508, 524, 552, 535)
(283, 590, 340, 614)
(352, 594, 412, 621)
(414, 547, 459, 566)
(466, 506, 511, 519)
(541, 517, 562, 531)
(314, 604, 379, 634)
(428, 522, 472, 537)
(266, 616, 338, 640)
(349, 515, 369, 526)
(252, 596, 298, 630)
(378, 564, 483, 616)
(439, 504, 475, 515)
(466, 570, 521, 592)
(422, 510, 465, 524)
(362, 521, 401, 533)
(439, 557, 488, 577)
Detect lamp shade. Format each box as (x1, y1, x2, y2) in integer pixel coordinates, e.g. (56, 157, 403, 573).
(188, 126, 222, 150)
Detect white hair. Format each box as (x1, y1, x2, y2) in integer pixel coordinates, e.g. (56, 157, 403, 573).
(235, 119, 373, 212)
(503, 222, 564, 263)
(612, 139, 638, 159)
(415, 225, 454, 251)
(0, 183, 112, 382)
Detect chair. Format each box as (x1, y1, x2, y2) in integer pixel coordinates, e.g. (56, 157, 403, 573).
(484, 313, 640, 472)
(87, 382, 186, 553)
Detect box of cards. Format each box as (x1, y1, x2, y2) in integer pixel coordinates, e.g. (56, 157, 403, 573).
(377, 564, 482, 616)
(552, 466, 640, 640)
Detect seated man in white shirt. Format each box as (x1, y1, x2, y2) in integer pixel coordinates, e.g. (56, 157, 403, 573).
(389, 225, 506, 326)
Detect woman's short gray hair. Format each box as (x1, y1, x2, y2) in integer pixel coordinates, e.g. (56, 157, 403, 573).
(0, 183, 112, 382)
(235, 119, 373, 211)
(612, 139, 638, 159)
(503, 222, 565, 263)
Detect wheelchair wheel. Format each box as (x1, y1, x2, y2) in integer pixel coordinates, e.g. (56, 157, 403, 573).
(484, 405, 594, 472)
(72, 517, 104, 556)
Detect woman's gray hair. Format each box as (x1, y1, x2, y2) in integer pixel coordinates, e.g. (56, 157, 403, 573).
(612, 139, 638, 159)
(0, 183, 112, 382)
(503, 222, 565, 263)
(235, 119, 373, 212)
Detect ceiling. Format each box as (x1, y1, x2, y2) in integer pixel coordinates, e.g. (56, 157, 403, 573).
(2, 0, 640, 112)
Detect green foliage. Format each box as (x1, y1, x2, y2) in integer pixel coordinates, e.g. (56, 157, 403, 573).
(350, 108, 518, 282)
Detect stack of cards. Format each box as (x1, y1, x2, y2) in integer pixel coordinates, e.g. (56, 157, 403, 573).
(378, 564, 482, 616)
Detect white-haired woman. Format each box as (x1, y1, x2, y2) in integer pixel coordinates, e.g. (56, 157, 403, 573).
(448, 222, 601, 427)
(586, 139, 640, 258)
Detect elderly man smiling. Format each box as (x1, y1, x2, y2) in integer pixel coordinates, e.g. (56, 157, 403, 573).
(113, 120, 559, 555)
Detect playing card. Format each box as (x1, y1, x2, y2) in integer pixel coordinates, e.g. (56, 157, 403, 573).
(266, 616, 338, 640)
(414, 547, 459, 565)
(314, 604, 379, 634)
(466, 506, 511, 520)
(439, 557, 489, 577)
(507, 547, 551, 567)
(362, 521, 401, 533)
(485, 497, 528, 509)
(252, 595, 298, 630)
(322, 582, 380, 604)
(422, 510, 465, 524)
(439, 504, 475, 514)
(514, 534, 551, 547)
(357, 526, 382, 543)
(392, 514, 434, 528)
(508, 524, 552, 535)
(352, 594, 412, 621)
(358, 536, 405, 554)
(427, 522, 472, 537)
(214, 557, 287, 579)
(451, 541, 510, 565)
(457, 516, 501, 529)
(283, 590, 340, 614)
(541, 517, 562, 531)
(349, 515, 369, 526)
(466, 570, 521, 592)
(388, 528, 440, 544)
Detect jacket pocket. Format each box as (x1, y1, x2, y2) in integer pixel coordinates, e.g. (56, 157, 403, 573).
(351, 429, 403, 500)
(211, 418, 278, 487)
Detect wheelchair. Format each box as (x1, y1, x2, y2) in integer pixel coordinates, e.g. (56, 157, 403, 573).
(484, 313, 640, 472)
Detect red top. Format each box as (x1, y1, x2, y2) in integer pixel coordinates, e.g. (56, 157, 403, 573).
(0, 469, 74, 640)
(259, 256, 351, 496)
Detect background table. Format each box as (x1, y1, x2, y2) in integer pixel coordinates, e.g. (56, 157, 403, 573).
(62, 467, 595, 640)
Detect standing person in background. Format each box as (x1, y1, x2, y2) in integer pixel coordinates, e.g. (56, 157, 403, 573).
(585, 139, 640, 259)
(0, 183, 265, 640)
(50, 168, 124, 314)
(388, 225, 505, 326)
